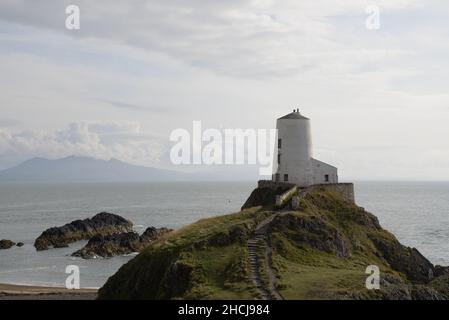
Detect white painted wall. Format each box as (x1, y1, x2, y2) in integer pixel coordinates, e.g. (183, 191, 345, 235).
(311, 158, 338, 184)
(272, 111, 312, 186)
(272, 111, 338, 187)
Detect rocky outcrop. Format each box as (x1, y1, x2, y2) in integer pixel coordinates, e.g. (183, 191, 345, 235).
(140, 227, 172, 243)
(349, 273, 446, 300)
(369, 234, 434, 283)
(241, 185, 293, 210)
(434, 265, 449, 277)
(98, 188, 449, 300)
(428, 270, 449, 298)
(72, 227, 172, 259)
(72, 232, 140, 259)
(34, 212, 133, 251)
(270, 213, 350, 258)
(0, 239, 15, 249)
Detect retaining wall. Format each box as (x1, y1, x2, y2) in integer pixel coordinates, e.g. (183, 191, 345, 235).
(257, 180, 355, 204)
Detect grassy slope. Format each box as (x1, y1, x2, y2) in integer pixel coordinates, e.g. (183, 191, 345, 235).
(99, 207, 271, 299)
(98, 188, 422, 300)
(270, 190, 402, 299)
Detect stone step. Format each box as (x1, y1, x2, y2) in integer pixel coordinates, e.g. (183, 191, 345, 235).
(248, 213, 283, 301)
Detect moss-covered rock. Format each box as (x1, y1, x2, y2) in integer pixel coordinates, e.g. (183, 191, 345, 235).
(0, 239, 15, 249)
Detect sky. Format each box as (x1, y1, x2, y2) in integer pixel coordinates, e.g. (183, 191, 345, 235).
(0, 0, 448, 180)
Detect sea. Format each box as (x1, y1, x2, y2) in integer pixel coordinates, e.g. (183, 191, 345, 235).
(0, 181, 448, 288)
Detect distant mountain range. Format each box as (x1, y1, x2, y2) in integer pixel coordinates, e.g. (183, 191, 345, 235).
(0, 156, 192, 183)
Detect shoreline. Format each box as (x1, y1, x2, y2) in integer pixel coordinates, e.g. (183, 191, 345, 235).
(0, 283, 98, 300)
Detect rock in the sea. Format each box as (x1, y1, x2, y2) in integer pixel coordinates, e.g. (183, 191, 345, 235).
(34, 212, 133, 251)
(16, 242, 24, 247)
(72, 232, 141, 259)
(0, 239, 15, 249)
(72, 227, 172, 259)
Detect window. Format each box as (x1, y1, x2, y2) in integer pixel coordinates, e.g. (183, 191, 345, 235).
(278, 138, 282, 149)
(277, 154, 281, 165)
(325, 174, 329, 182)
(275, 173, 280, 182)
(284, 174, 288, 182)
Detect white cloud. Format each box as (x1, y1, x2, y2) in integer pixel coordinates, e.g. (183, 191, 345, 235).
(0, 121, 165, 169)
(0, 0, 424, 77)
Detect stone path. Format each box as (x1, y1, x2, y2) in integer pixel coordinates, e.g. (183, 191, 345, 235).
(247, 188, 310, 300)
(247, 214, 283, 300)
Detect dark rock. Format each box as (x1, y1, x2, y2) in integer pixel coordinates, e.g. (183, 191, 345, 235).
(349, 273, 446, 300)
(162, 259, 194, 298)
(34, 212, 133, 251)
(429, 273, 449, 298)
(411, 285, 445, 300)
(353, 210, 381, 230)
(380, 284, 412, 300)
(434, 265, 449, 277)
(207, 225, 250, 247)
(349, 274, 413, 300)
(377, 274, 412, 300)
(72, 232, 141, 259)
(0, 239, 15, 249)
(241, 186, 292, 210)
(270, 213, 350, 258)
(140, 227, 172, 242)
(370, 234, 434, 284)
(229, 224, 250, 242)
(208, 232, 230, 246)
(16, 242, 24, 247)
(72, 227, 172, 259)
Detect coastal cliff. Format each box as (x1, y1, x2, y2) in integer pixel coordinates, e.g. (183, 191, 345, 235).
(98, 186, 449, 300)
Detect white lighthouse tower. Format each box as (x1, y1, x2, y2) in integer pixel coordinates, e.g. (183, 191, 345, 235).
(272, 109, 338, 187)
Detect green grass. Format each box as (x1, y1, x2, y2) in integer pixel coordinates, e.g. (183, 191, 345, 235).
(270, 232, 394, 299)
(185, 245, 256, 299)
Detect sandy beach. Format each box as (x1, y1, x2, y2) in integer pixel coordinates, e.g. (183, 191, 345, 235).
(0, 283, 98, 300)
